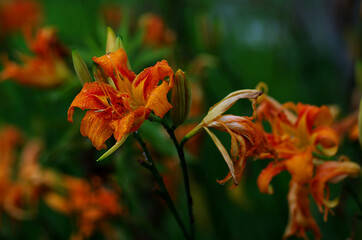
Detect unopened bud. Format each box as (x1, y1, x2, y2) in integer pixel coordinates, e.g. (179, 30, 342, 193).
(171, 69, 191, 127)
(72, 50, 92, 85)
(106, 27, 117, 53)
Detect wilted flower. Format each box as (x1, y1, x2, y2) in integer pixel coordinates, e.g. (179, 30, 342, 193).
(185, 90, 275, 187)
(1, 27, 70, 87)
(68, 47, 175, 154)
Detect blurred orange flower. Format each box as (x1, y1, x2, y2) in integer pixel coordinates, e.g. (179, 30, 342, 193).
(0, 126, 46, 220)
(0, 0, 42, 35)
(68, 48, 175, 150)
(0, 126, 123, 239)
(333, 110, 359, 141)
(1, 27, 70, 87)
(0, 126, 22, 208)
(101, 3, 123, 29)
(139, 13, 176, 47)
(45, 176, 122, 239)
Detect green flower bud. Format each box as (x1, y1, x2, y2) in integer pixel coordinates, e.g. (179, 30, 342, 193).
(72, 50, 92, 86)
(106, 27, 117, 53)
(171, 69, 191, 127)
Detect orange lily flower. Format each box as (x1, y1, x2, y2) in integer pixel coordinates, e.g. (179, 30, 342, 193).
(68, 48, 175, 151)
(256, 97, 339, 187)
(0, 0, 42, 35)
(1, 27, 69, 87)
(255, 91, 361, 239)
(256, 97, 338, 158)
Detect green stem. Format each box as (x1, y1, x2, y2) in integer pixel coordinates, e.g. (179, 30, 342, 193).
(133, 131, 191, 240)
(150, 115, 195, 239)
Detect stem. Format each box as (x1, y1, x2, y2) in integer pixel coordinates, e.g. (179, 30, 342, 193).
(133, 132, 190, 240)
(169, 129, 195, 239)
(151, 116, 195, 239)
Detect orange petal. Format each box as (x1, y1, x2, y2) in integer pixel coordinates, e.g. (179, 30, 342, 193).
(67, 82, 116, 122)
(44, 192, 71, 214)
(257, 161, 286, 194)
(1, 57, 66, 88)
(80, 111, 114, 150)
(111, 112, 135, 141)
(132, 60, 174, 106)
(285, 149, 314, 184)
(283, 181, 321, 240)
(311, 160, 361, 219)
(92, 48, 135, 90)
(130, 106, 151, 132)
(145, 81, 173, 118)
(311, 127, 339, 156)
(296, 104, 333, 133)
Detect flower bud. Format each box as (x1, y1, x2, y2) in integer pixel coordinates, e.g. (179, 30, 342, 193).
(106, 27, 117, 53)
(72, 50, 92, 85)
(171, 69, 191, 127)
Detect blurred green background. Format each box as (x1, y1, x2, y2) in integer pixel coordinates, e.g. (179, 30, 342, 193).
(0, 0, 361, 239)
